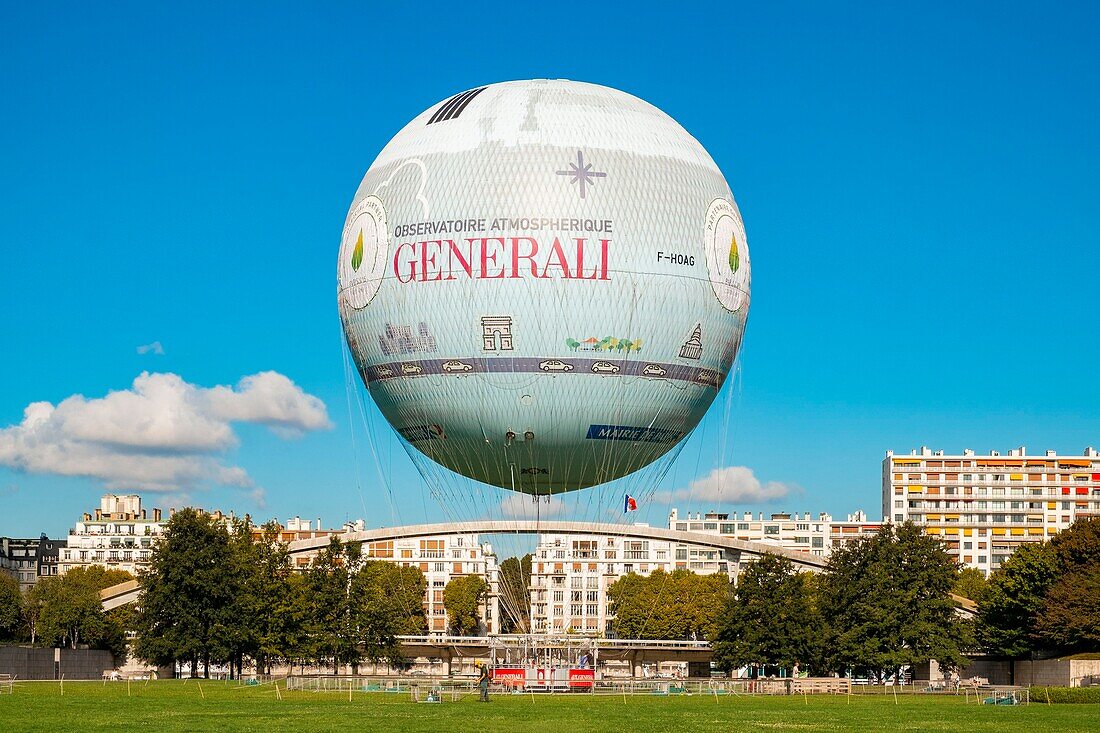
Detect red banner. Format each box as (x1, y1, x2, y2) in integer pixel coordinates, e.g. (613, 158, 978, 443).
(493, 668, 526, 687)
(568, 669, 595, 688)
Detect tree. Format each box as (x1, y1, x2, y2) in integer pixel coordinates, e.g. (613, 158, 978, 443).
(0, 574, 22, 640)
(302, 536, 360, 673)
(1033, 518, 1100, 654)
(298, 538, 424, 673)
(351, 560, 427, 664)
(820, 523, 969, 679)
(952, 567, 987, 603)
(712, 555, 821, 675)
(1048, 516, 1100, 573)
(444, 575, 487, 635)
(498, 555, 531, 633)
(1033, 565, 1100, 653)
(133, 508, 238, 677)
(28, 566, 132, 657)
(976, 541, 1058, 658)
(608, 569, 728, 640)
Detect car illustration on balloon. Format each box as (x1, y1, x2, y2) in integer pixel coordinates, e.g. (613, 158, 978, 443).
(401, 363, 424, 375)
(539, 359, 574, 372)
(694, 370, 717, 385)
(641, 364, 667, 377)
(441, 360, 474, 373)
(375, 366, 394, 378)
(591, 361, 621, 374)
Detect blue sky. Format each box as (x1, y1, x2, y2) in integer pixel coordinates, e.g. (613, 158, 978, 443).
(1, 2, 1097, 540)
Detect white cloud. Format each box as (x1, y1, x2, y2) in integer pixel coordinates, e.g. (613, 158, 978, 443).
(0, 371, 330, 494)
(658, 466, 797, 505)
(136, 341, 165, 355)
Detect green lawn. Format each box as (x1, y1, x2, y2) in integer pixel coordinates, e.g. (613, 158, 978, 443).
(0, 681, 1097, 733)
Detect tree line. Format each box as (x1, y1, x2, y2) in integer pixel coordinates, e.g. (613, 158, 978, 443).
(0, 565, 132, 659)
(608, 523, 968, 679)
(133, 508, 493, 677)
(2, 508, 490, 676)
(975, 516, 1100, 659)
(607, 518, 1099, 678)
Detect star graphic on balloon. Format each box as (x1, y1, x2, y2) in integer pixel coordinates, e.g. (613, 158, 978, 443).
(556, 151, 607, 199)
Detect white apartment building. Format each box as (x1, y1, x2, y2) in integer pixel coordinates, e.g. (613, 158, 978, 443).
(670, 509, 830, 556)
(293, 531, 502, 635)
(60, 495, 361, 577)
(668, 508, 881, 557)
(883, 446, 1100, 574)
(528, 528, 737, 635)
(59, 495, 168, 576)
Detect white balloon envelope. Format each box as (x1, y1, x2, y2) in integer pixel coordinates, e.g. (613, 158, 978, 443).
(338, 80, 750, 495)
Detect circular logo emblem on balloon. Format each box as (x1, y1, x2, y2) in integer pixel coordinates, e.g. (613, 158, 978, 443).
(703, 198, 750, 313)
(338, 195, 388, 309)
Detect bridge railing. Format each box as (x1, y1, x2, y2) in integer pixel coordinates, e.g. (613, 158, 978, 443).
(396, 634, 713, 651)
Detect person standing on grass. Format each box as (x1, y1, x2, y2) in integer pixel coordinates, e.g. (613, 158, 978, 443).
(478, 663, 491, 702)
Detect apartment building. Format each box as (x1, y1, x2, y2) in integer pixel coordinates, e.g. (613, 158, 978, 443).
(0, 535, 66, 591)
(528, 528, 737, 635)
(670, 509, 831, 556)
(668, 508, 881, 556)
(883, 446, 1100, 574)
(292, 531, 502, 635)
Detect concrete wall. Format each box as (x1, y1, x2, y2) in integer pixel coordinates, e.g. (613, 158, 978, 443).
(919, 657, 1100, 687)
(1015, 659, 1100, 687)
(0, 647, 116, 680)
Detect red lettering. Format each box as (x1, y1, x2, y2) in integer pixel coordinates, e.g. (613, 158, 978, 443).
(477, 237, 506, 279)
(420, 240, 443, 281)
(445, 239, 473, 280)
(393, 242, 418, 283)
(574, 238, 597, 280)
(391, 234, 611, 284)
(598, 238, 611, 280)
(510, 237, 541, 279)
(541, 237, 574, 279)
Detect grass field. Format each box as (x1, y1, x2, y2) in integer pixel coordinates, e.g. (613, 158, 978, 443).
(1, 681, 1098, 733)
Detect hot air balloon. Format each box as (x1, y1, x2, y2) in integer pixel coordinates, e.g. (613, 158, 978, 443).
(338, 80, 750, 496)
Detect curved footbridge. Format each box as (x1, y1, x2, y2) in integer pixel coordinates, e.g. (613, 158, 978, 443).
(100, 520, 826, 612)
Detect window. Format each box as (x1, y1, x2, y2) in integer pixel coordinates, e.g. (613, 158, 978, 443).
(764, 525, 780, 535)
(812, 537, 823, 548)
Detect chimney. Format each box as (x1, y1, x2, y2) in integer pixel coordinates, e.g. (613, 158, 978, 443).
(153, 508, 162, 522)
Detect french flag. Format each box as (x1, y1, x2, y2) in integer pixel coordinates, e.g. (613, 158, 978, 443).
(624, 494, 638, 513)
